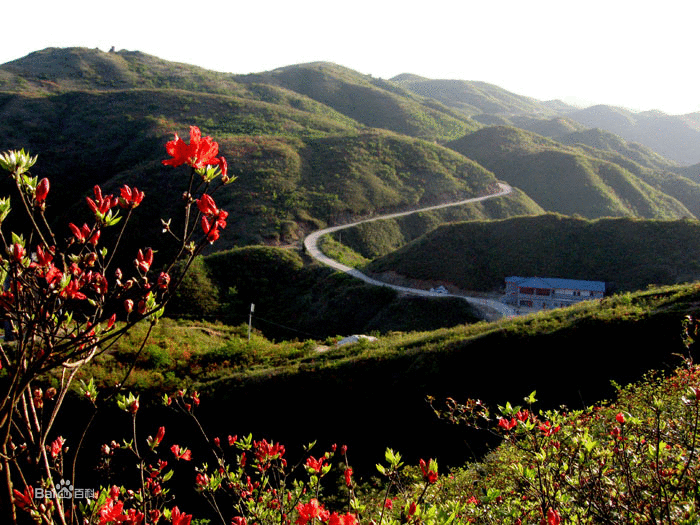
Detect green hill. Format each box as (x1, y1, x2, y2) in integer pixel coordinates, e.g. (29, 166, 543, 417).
(567, 105, 700, 165)
(365, 213, 700, 293)
(241, 62, 481, 142)
(170, 245, 483, 338)
(447, 126, 694, 219)
(391, 76, 561, 116)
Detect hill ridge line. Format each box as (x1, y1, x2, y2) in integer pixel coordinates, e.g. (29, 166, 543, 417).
(303, 183, 516, 318)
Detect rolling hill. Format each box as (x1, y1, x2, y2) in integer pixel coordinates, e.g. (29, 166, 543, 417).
(365, 213, 700, 293)
(447, 126, 696, 219)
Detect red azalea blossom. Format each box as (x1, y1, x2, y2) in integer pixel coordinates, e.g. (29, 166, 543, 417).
(170, 506, 193, 525)
(407, 501, 417, 517)
(231, 517, 247, 525)
(162, 126, 221, 170)
(35, 177, 50, 203)
(295, 498, 329, 525)
(171, 444, 192, 461)
(69, 222, 99, 245)
(305, 456, 325, 473)
(538, 421, 561, 437)
(419, 458, 438, 484)
(49, 436, 66, 459)
(195, 472, 209, 491)
(547, 507, 562, 525)
(157, 272, 170, 289)
(135, 248, 153, 273)
(119, 185, 145, 208)
(615, 412, 625, 424)
(344, 467, 353, 487)
(329, 512, 357, 525)
(10, 242, 25, 262)
(61, 279, 86, 300)
(13, 486, 34, 509)
(98, 497, 123, 524)
(87, 185, 118, 217)
(498, 417, 517, 430)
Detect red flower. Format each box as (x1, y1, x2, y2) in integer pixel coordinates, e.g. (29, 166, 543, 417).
(538, 421, 561, 437)
(196, 194, 228, 243)
(162, 126, 220, 170)
(35, 244, 54, 266)
(196, 194, 219, 216)
(219, 156, 228, 179)
(69, 223, 100, 245)
(344, 467, 353, 487)
(171, 444, 192, 461)
(231, 517, 247, 525)
(35, 177, 50, 203)
(329, 512, 357, 525)
(547, 507, 561, 525)
(498, 417, 517, 430)
(616, 412, 625, 424)
(135, 248, 153, 273)
(157, 272, 170, 290)
(98, 497, 125, 524)
(305, 456, 325, 474)
(419, 458, 438, 484)
(407, 501, 417, 517)
(87, 185, 118, 217)
(195, 472, 210, 491)
(61, 279, 86, 300)
(295, 499, 329, 525)
(124, 299, 134, 314)
(12, 486, 34, 509)
(10, 242, 25, 262)
(119, 185, 145, 209)
(170, 506, 192, 525)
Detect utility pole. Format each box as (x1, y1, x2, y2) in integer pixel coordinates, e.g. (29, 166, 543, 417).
(248, 303, 255, 342)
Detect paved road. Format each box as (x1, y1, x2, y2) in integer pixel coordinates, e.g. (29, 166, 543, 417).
(303, 183, 517, 318)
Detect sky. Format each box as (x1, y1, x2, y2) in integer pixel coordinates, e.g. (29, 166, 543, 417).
(2, 0, 698, 115)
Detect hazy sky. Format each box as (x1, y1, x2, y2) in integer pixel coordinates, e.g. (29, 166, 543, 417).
(2, 0, 697, 115)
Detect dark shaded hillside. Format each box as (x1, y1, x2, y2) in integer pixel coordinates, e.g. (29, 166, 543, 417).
(366, 213, 700, 293)
(175, 246, 482, 339)
(195, 284, 699, 471)
(448, 126, 694, 219)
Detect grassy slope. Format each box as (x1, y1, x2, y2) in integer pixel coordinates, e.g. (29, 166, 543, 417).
(366, 213, 700, 293)
(71, 282, 700, 469)
(242, 62, 482, 142)
(447, 126, 694, 219)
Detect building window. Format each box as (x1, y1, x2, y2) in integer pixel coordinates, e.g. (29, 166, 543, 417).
(520, 287, 534, 295)
(535, 288, 551, 296)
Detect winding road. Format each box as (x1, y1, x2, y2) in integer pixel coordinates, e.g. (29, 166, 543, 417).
(303, 182, 517, 318)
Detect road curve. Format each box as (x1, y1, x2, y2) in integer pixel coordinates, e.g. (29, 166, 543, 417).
(303, 183, 517, 318)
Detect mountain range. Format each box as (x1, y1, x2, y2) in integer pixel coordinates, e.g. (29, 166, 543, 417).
(1, 47, 699, 268)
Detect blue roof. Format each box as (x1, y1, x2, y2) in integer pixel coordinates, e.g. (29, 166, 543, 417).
(506, 276, 605, 292)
